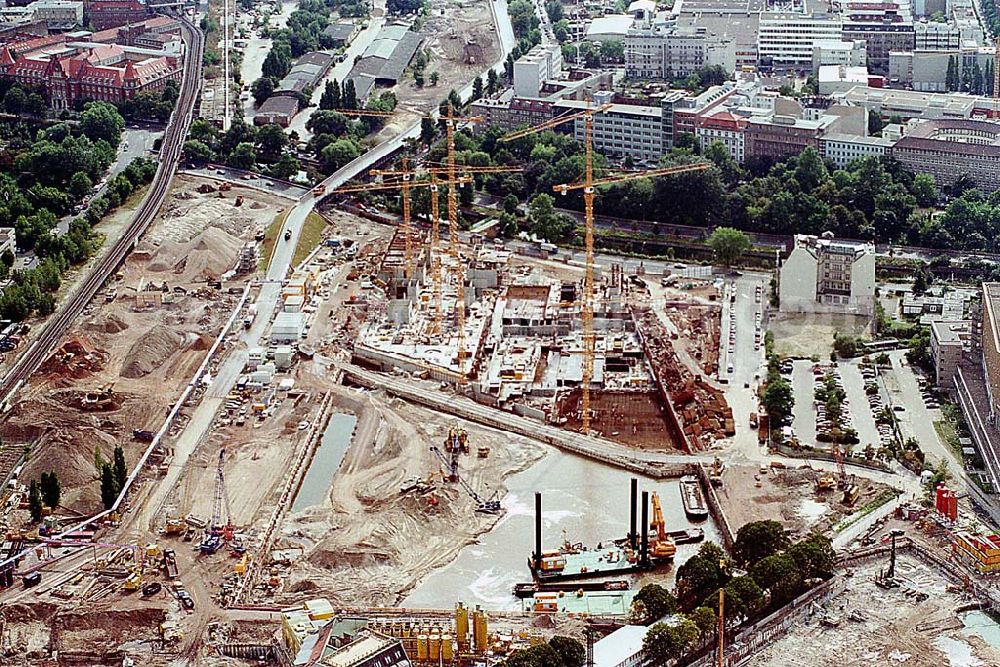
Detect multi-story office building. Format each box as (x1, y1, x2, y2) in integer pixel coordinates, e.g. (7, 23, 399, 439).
(811, 39, 868, 70)
(695, 110, 746, 162)
(914, 20, 961, 50)
(625, 23, 710, 80)
(513, 43, 563, 98)
(553, 98, 666, 163)
(744, 113, 839, 160)
(779, 233, 876, 316)
(757, 13, 844, 68)
(891, 118, 1000, 191)
(842, 21, 915, 73)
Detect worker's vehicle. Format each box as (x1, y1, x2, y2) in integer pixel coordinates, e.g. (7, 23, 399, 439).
(142, 582, 162, 597)
(284, 229, 292, 241)
(177, 590, 195, 610)
(22, 572, 41, 588)
(163, 549, 179, 578)
(313, 184, 326, 197)
(749, 413, 759, 429)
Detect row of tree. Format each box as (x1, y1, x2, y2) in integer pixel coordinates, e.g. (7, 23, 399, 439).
(944, 56, 995, 96)
(99, 445, 129, 510)
(184, 119, 301, 179)
(641, 522, 835, 665)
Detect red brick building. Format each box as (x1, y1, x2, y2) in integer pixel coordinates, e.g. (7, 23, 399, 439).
(0, 44, 181, 109)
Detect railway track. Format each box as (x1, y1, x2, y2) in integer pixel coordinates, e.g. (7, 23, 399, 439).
(0, 17, 205, 407)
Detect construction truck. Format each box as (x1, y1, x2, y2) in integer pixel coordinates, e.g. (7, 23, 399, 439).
(163, 549, 179, 579)
(164, 516, 186, 536)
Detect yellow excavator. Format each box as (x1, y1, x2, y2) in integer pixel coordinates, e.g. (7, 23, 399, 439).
(649, 492, 677, 559)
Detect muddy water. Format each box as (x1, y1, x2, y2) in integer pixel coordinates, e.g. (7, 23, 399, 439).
(291, 413, 357, 512)
(403, 449, 721, 610)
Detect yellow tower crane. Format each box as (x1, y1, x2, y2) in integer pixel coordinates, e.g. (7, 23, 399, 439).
(995, 37, 999, 118)
(501, 104, 709, 433)
(325, 108, 395, 117)
(371, 157, 417, 279)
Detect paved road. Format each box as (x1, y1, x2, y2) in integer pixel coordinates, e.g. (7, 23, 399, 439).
(238, 0, 297, 122)
(182, 165, 309, 199)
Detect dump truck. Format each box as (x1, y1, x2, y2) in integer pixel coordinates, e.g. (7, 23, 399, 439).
(163, 549, 179, 579)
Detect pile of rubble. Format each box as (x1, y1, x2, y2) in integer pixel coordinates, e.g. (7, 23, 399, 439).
(40, 337, 106, 380)
(663, 301, 722, 376)
(636, 310, 733, 451)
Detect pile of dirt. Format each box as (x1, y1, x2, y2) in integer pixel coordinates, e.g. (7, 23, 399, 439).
(120, 325, 185, 378)
(84, 313, 128, 334)
(39, 338, 106, 380)
(144, 226, 243, 280)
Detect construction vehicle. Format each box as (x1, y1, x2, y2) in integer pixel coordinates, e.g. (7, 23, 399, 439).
(429, 446, 502, 513)
(124, 568, 142, 591)
(313, 184, 326, 197)
(234, 195, 244, 207)
(648, 492, 677, 559)
(164, 516, 186, 536)
(200, 449, 235, 554)
(501, 107, 709, 432)
(875, 529, 905, 589)
(141, 582, 162, 597)
(163, 549, 179, 578)
(283, 229, 292, 241)
(234, 553, 250, 575)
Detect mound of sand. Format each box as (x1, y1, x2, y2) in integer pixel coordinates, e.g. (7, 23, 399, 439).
(145, 227, 243, 280)
(84, 312, 128, 334)
(120, 325, 184, 378)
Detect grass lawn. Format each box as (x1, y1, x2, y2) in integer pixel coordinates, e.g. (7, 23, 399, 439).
(260, 210, 288, 272)
(933, 419, 961, 459)
(291, 212, 327, 268)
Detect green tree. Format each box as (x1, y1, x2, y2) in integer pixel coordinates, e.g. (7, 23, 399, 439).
(689, 606, 717, 645)
(750, 553, 803, 606)
(723, 575, 765, 621)
(487, 68, 498, 94)
(80, 101, 125, 146)
(547, 636, 584, 667)
(100, 463, 117, 510)
(319, 79, 341, 110)
(40, 471, 60, 509)
(676, 542, 729, 611)
(307, 110, 349, 137)
(762, 376, 794, 427)
(420, 116, 436, 145)
(788, 534, 836, 580)
(643, 620, 699, 666)
(911, 173, 937, 207)
(704, 141, 741, 184)
(633, 583, 677, 624)
(472, 75, 483, 100)
(113, 445, 127, 494)
(707, 227, 752, 266)
(251, 76, 275, 105)
(183, 139, 215, 163)
(94, 446, 104, 475)
(733, 520, 790, 568)
(321, 138, 361, 172)
(272, 153, 301, 179)
(430, 70, 440, 86)
(342, 79, 358, 109)
(229, 142, 258, 170)
(68, 171, 93, 199)
(946, 55, 958, 91)
(28, 479, 43, 521)
(255, 123, 289, 162)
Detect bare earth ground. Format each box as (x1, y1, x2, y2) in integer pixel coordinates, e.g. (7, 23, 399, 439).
(715, 465, 890, 540)
(769, 312, 872, 358)
(271, 380, 546, 607)
(0, 176, 283, 516)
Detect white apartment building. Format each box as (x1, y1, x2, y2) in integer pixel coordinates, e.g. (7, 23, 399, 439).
(819, 133, 896, 167)
(914, 20, 961, 50)
(553, 98, 665, 164)
(931, 320, 971, 392)
(513, 43, 563, 98)
(625, 23, 710, 79)
(811, 39, 868, 70)
(779, 233, 876, 316)
(758, 13, 844, 68)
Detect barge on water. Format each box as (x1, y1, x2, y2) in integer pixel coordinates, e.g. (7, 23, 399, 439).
(528, 481, 674, 583)
(521, 589, 637, 616)
(513, 579, 628, 599)
(680, 475, 709, 521)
